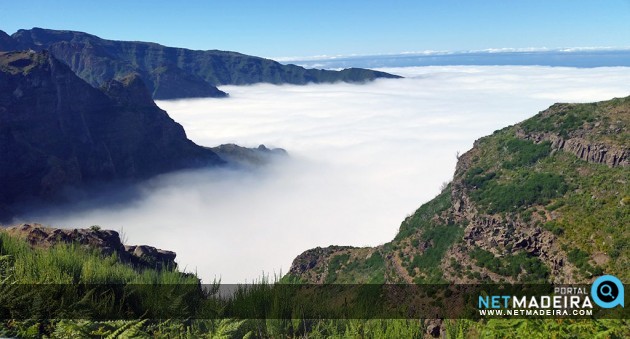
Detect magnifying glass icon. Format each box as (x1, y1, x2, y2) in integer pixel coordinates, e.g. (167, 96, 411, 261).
(600, 284, 614, 298)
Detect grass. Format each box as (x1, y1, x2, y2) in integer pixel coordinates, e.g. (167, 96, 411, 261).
(470, 247, 549, 282)
(325, 251, 386, 284)
(463, 134, 568, 214)
(408, 222, 464, 283)
(470, 171, 568, 214)
(521, 103, 598, 138)
(0, 232, 195, 285)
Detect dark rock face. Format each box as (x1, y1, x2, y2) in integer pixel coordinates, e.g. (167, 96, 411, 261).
(521, 132, 628, 168)
(210, 143, 288, 167)
(0, 28, 401, 100)
(3, 223, 177, 270)
(150, 66, 227, 100)
(123, 245, 177, 271)
(0, 51, 223, 212)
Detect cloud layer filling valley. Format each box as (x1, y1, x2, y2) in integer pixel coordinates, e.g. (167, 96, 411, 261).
(21, 66, 630, 283)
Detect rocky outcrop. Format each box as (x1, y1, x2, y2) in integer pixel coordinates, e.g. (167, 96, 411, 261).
(0, 28, 401, 100)
(450, 177, 576, 283)
(123, 245, 177, 270)
(519, 132, 628, 167)
(150, 65, 227, 100)
(0, 51, 223, 218)
(101, 72, 157, 108)
(288, 246, 355, 283)
(3, 223, 177, 270)
(210, 144, 288, 167)
(514, 100, 629, 167)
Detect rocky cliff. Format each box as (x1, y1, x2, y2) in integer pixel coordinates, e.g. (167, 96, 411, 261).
(288, 96, 629, 286)
(210, 143, 288, 167)
(515, 102, 628, 167)
(0, 28, 401, 100)
(2, 223, 178, 270)
(0, 51, 224, 219)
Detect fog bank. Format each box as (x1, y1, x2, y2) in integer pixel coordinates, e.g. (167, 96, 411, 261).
(21, 66, 630, 283)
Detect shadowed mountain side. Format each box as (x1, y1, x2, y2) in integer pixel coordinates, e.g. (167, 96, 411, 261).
(0, 30, 17, 51)
(0, 28, 401, 99)
(0, 51, 224, 219)
(288, 95, 629, 287)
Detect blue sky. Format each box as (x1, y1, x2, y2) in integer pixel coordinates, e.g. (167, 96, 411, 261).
(1, 0, 629, 58)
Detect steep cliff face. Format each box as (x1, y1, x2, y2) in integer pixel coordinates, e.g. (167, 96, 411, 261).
(0, 51, 223, 215)
(0, 28, 401, 99)
(288, 96, 629, 285)
(515, 102, 629, 167)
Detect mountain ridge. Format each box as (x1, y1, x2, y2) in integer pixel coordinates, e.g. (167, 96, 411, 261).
(0, 50, 225, 220)
(0, 27, 401, 100)
(288, 96, 629, 285)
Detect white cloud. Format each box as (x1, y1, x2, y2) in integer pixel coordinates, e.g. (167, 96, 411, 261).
(20, 66, 630, 283)
(274, 47, 630, 64)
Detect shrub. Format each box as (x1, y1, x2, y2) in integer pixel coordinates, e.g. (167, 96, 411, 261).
(502, 139, 551, 169)
(470, 248, 548, 282)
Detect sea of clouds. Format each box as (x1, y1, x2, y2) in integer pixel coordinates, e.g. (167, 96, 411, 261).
(21, 65, 630, 283)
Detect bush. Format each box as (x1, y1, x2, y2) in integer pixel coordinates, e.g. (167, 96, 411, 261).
(543, 221, 564, 236)
(566, 248, 601, 277)
(470, 248, 548, 282)
(520, 103, 597, 137)
(472, 172, 568, 214)
(407, 223, 463, 283)
(502, 139, 551, 169)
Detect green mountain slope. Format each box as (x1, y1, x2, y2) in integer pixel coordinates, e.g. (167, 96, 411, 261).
(289, 96, 629, 284)
(0, 28, 401, 99)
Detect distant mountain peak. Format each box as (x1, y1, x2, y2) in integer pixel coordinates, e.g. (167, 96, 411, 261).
(0, 28, 401, 100)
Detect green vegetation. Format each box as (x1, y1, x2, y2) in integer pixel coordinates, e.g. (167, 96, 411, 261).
(325, 251, 386, 284)
(542, 220, 564, 235)
(463, 134, 568, 214)
(325, 253, 350, 283)
(521, 103, 597, 138)
(0, 232, 195, 285)
(470, 248, 549, 282)
(470, 171, 568, 213)
(0, 232, 431, 337)
(390, 184, 464, 283)
(502, 139, 551, 169)
(396, 185, 452, 240)
(519, 97, 629, 144)
(448, 318, 630, 338)
(7, 229, 622, 338)
(566, 248, 604, 277)
(408, 223, 463, 283)
(462, 123, 628, 280)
